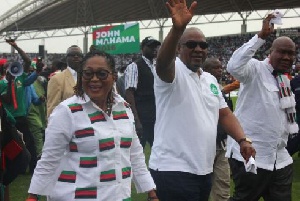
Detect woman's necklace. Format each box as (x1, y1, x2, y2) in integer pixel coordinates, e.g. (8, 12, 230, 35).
(105, 96, 113, 116)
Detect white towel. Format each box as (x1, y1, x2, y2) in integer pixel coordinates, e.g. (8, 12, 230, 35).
(244, 156, 257, 174)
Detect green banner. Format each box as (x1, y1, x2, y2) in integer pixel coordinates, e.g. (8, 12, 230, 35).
(92, 23, 140, 54)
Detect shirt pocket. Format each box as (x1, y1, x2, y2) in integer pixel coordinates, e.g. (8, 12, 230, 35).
(117, 120, 135, 137)
(263, 82, 279, 92)
(71, 127, 98, 153)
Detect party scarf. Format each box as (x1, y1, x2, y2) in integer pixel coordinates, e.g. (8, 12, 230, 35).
(274, 73, 298, 134)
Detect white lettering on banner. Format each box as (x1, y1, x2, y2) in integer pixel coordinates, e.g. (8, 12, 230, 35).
(96, 30, 120, 39)
(95, 36, 136, 45)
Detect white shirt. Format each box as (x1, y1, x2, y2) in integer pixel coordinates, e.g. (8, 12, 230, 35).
(225, 34, 293, 171)
(29, 93, 155, 200)
(149, 57, 227, 175)
(67, 66, 77, 82)
(124, 56, 156, 90)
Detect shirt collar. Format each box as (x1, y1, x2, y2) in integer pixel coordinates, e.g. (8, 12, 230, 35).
(142, 55, 156, 65)
(177, 57, 202, 76)
(67, 66, 77, 76)
(264, 58, 275, 74)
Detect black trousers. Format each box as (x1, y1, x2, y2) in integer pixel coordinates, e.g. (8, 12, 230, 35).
(15, 116, 37, 173)
(229, 158, 293, 201)
(150, 169, 212, 201)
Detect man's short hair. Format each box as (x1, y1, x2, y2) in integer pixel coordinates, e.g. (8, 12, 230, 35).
(202, 58, 220, 71)
(66, 45, 82, 54)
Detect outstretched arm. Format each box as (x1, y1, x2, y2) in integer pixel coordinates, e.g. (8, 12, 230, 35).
(156, 0, 197, 83)
(227, 14, 275, 83)
(6, 40, 31, 73)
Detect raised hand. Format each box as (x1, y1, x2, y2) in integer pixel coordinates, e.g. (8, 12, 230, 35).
(166, 0, 197, 31)
(5, 39, 17, 47)
(258, 14, 275, 39)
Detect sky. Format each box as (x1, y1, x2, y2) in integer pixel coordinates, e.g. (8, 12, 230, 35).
(0, 0, 299, 54)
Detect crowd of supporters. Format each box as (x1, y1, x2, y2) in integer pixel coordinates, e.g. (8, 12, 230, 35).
(1, 28, 299, 85)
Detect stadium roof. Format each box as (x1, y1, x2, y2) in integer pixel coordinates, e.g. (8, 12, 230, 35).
(1, 0, 300, 33)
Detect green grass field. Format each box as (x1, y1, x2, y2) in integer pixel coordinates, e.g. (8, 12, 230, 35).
(9, 144, 300, 200)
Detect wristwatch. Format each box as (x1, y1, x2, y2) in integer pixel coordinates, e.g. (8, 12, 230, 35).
(238, 137, 252, 145)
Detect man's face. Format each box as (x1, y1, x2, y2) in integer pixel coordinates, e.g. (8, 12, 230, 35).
(209, 61, 223, 81)
(178, 31, 208, 72)
(29, 66, 35, 74)
(66, 47, 83, 72)
(270, 39, 296, 73)
(142, 43, 160, 61)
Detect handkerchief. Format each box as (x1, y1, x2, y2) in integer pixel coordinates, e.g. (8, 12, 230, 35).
(244, 156, 257, 174)
(270, 9, 283, 25)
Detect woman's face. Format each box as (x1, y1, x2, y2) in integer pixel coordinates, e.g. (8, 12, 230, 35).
(82, 56, 115, 105)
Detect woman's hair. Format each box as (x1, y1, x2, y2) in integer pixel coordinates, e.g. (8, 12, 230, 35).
(74, 50, 116, 98)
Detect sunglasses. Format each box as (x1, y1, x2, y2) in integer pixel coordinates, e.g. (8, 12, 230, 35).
(82, 69, 113, 80)
(67, 52, 83, 57)
(182, 41, 208, 49)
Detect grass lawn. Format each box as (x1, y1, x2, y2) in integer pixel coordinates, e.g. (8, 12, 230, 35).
(9, 143, 300, 200)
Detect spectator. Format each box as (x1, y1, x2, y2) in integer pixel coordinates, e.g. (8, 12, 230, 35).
(25, 62, 43, 116)
(203, 58, 230, 201)
(48, 59, 67, 79)
(3, 41, 40, 174)
(125, 36, 161, 148)
(291, 63, 300, 126)
(27, 69, 47, 159)
(47, 45, 83, 117)
(288, 62, 300, 156)
(0, 40, 37, 201)
(116, 65, 127, 98)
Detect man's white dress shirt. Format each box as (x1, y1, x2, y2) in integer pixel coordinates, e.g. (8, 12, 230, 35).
(225, 34, 293, 171)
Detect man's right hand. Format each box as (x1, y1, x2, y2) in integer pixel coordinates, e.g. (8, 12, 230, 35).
(257, 14, 275, 40)
(166, 0, 198, 31)
(240, 141, 256, 163)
